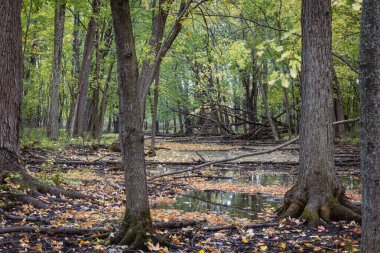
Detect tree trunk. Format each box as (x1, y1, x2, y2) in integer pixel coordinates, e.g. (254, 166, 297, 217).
(359, 0, 380, 251)
(283, 87, 292, 137)
(0, 0, 23, 175)
(332, 68, 345, 137)
(0, 0, 87, 203)
(279, 0, 360, 225)
(259, 67, 279, 141)
(48, 0, 66, 140)
(89, 26, 101, 137)
(94, 58, 115, 139)
(177, 102, 184, 133)
(150, 72, 160, 154)
(66, 10, 80, 135)
(72, 0, 100, 136)
(110, 0, 152, 248)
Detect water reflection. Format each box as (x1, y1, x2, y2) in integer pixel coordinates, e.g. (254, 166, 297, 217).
(155, 190, 282, 219)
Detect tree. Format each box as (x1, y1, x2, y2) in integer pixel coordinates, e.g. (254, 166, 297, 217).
(278, 0, 360, 224)
(0, 0, 87, 206)
(0, 0, 23, 176)
(359, 0, 380, 251)
(110, 0, 199, 248)
(70, 0, 100, 137)
(48, 0, 66, 140)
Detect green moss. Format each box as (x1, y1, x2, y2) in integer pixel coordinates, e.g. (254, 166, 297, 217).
(114, 210, 154, 249)
(300, 208, 320, 225)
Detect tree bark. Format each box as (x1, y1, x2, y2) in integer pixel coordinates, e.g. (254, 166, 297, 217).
(283, 87, 292, 137)
(332, 68, 345, 137)
(94, 58, 115, 139)
(66, 10, 80, 135)
(0, 0, 23, 172)
(278, 0, 360, 225)
(259, 66, 279, 141)
(110, 0, 192, 248)
(0, 0, 87, 203)
(48, 0, 66, 140)
(72, 0, 100, 136)
(110, 0, 152, 248)
(359, 0, 380, 251)
(150, 72, 160, 154)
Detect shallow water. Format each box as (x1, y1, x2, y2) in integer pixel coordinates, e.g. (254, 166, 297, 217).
(154, 168, 361, 219)
(155, 190, 282, 219)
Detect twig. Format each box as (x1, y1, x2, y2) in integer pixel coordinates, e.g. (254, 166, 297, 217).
(194, 151, 206, 162)
(333, 117, 359, 125)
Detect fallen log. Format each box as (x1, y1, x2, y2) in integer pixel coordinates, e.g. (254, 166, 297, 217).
(202, 222, 279, 232)
(153, 219, 204, 229)
(0, 226, 112, 235)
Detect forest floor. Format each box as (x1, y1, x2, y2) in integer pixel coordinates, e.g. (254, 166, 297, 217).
(0, 136, 361, 252)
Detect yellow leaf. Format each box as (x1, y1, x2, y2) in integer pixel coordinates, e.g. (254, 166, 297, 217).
(242, 236, 249, 243)
(260, 245, 268, 251)
(199, 250, 205, 253)
(32, 244, 43, 252)
(280, 242, 286, 249)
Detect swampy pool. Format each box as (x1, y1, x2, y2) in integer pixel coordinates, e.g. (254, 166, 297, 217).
(154, 169, 361, 219)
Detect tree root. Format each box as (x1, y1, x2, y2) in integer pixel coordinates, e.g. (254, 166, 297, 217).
(13, 194, 48, 209)
(110, 210, 174, 250)
(22, 173, 91, 200)
(110, 211, 154, 249)
(0, 208, 50, 224)
(278, 189, 361, 226)
(1, 166, 91, 210)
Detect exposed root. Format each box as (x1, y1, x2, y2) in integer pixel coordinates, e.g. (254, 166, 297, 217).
(21, 173, 91, 200)
(331, 202, 361, 222)
(14, 194, 48, 209)
(278, 184, 361, 225)
(110, 211, 153, 249)
(0, 208, 50, 224)
(1, 163, 91, 210)
(110, 210, 170, 250)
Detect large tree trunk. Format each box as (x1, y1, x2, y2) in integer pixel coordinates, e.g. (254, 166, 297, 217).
(72, 0, 100, 136)
(110, 0, 191, 248)
(48, 0, 66, 140)
(110, 0, 153, 248)
(0, 0, 23, 176)
(359, 0, 380, 251)
(278, 0, 360, 225)
(0, 0, 87, 204)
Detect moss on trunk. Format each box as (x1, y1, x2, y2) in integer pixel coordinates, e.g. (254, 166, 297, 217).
(110, 210, 155, 249)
